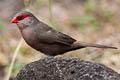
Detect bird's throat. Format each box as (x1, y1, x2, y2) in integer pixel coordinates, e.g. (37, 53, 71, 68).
(17, 23, 28, 30)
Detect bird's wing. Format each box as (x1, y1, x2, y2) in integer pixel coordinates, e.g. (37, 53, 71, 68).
(55, 31, 76, 45)
(35, 26, 76, 45)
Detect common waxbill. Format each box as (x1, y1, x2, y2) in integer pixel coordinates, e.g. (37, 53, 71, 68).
(11, 11, 117, 56)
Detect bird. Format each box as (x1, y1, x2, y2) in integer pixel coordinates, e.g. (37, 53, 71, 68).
(11, 11, 117, 56)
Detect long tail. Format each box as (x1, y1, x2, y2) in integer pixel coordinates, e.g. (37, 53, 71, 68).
(71, 41, 117, 50)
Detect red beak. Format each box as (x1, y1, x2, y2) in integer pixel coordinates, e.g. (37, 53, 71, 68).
(11, 18, 18, 23)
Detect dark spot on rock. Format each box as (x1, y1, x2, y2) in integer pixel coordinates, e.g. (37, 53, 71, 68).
(70, 70, 75, 74)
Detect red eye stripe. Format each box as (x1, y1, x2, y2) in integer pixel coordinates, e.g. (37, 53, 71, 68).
(16, 15, 30, 21)
(11, 14, 31, 23)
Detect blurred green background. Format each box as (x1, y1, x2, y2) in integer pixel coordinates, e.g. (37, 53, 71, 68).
(0, 0, 120, 79)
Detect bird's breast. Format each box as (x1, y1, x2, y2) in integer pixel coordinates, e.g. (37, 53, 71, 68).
(21, 28, 36, 45)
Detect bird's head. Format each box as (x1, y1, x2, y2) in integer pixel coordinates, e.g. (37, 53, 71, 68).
(11, 11, 39, 30)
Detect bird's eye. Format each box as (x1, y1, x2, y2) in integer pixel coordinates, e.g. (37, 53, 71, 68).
(17, 16, 24, 20)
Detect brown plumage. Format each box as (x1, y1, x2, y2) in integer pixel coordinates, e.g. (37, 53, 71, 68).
(11, 11, 117, 56)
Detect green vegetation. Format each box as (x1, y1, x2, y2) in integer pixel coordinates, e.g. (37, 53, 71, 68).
(0, 20, 5, 30)
(84, 1, 95, 13)
(71, 14, 100, 30)
(35, 0, 48, 8)
(12, 64, 23, 73)
(104, 11, 114, 23)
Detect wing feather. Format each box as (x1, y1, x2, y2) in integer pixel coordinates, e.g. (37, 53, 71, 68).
(35, 23, 76, 45)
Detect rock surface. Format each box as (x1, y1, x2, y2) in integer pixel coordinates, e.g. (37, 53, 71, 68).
(15, 57, 120, 80)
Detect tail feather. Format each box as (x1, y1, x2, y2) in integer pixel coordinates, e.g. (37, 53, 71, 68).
(72, 41, 117, 49)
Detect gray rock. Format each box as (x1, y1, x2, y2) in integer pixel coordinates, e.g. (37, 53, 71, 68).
(15, 57, 120, 80)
